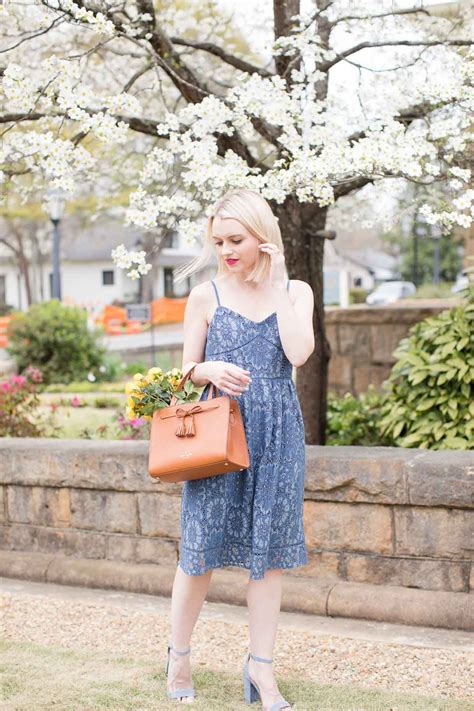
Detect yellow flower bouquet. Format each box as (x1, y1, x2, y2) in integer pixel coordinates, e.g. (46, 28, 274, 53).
(124, 366, 201, 421)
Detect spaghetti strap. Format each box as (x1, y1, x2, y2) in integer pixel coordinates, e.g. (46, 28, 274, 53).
(210, 279, 221, 306)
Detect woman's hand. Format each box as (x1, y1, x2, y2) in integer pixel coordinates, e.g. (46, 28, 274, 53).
(258, 242, 287, 290)
(205, 361, 252, 397)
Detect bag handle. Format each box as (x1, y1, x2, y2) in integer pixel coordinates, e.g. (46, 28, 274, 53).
(170, 363, 218, 406)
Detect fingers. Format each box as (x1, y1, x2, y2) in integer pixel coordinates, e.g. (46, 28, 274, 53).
(221, 367, 252, 396)
(226, 368, 251, 385)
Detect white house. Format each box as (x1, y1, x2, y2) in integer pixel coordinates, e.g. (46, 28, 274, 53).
(0, 219, 206, 312)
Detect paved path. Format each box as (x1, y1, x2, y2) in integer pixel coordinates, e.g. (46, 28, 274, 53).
(103, 323, 183, 352)
(1, 576, 472, 703)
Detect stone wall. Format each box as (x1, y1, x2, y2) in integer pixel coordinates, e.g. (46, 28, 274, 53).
(325, 301, 458, 396)
(1, 440, 472, 600)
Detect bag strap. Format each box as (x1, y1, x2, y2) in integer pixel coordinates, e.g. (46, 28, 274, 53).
(170, 363, 218, 405)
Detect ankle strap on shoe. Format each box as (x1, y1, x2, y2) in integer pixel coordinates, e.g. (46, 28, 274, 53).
(169, 644, 191, 655)
(250, 652, 273, 663)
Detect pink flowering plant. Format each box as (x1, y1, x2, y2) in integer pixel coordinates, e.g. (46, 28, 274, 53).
(0, 366, 59, 437)
(79, 410, 149, 441)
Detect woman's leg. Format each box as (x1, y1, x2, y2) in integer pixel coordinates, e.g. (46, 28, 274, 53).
(247, 568, 290, 708)
(167, 564, 213, 703)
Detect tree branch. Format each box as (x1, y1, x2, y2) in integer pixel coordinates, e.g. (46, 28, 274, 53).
(332, 8, 431, 25)
(122, 62, 154, 92)
(333, 175, 373, 200)
(170, 37, 273, 78)
(321, 39, 473, 71)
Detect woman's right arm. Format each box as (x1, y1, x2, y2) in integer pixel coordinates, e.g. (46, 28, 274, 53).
(181, 284, 211, 386)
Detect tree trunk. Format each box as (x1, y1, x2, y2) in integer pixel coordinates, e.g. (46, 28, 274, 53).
(273, 196, 331, 444)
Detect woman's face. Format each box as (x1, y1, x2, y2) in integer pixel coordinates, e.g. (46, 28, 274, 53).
(211, 215, 261, 273)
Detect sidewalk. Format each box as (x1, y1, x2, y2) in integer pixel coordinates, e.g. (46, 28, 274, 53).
(1, 576, 472, 709)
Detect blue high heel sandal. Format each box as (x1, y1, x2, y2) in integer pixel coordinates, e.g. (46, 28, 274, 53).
(243, 652, 291, 710)
(165, 643, 196, 701)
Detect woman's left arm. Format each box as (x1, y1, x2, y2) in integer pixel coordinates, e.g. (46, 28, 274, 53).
(272, 280, 315, 367)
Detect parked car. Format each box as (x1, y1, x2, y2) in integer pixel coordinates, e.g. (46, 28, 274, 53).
(451, 270, 469, 294)
(366, 280, 416, 306)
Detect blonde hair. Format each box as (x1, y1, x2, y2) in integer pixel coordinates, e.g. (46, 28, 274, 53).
(173, 188, 286, 285)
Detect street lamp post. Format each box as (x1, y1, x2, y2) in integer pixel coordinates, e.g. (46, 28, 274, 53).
(45, 189, 65, 300)
(432, 228, 442, 285)
(135, 236, 144, 303)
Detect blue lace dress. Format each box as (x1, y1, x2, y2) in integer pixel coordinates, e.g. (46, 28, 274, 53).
(178, 279, 308, 580)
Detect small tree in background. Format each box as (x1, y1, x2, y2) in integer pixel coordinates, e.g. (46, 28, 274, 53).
(7, 301, 106, 385)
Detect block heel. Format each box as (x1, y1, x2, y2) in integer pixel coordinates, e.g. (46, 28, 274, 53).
(242, 652, 292, 710)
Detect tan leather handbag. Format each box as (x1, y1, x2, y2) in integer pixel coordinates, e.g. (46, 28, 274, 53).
(148, 364, 250, 482)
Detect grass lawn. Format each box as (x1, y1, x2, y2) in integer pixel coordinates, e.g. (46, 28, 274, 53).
(38, 392, 131, 439)
(1, 639, 470, 711)
(41, 405, 124, 438)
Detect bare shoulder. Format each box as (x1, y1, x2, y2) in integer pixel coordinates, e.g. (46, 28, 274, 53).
(289, 279, 314, 302)
(185, 281, 215, 322)
(187, 280, 214, 304)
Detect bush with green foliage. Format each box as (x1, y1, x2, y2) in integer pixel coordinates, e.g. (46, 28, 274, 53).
(379, 282, 474, 450)
(0, 303, 14, 316)
(7, 300, 106, 385)
(349, 287, 369, 304)
(327, 386, 393, 446)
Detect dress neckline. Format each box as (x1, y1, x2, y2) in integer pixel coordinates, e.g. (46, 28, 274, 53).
(209, 305, 277, 327)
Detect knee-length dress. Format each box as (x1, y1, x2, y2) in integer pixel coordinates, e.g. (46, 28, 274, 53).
(178, 278, 308, 580)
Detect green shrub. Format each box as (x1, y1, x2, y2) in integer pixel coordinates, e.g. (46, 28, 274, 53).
(327, 386, 393, 446)
(89, 353, 127, 383)
(379, 282, 474, 450)
(44, 381, 125, 393)
(0, 303, 14, 316)
(7, 300, 106, 385)
(412, 282, 457, 299)
(123, 360, 150, 376)
(93, 396, 121, 409)
(349, 287, 369, 305)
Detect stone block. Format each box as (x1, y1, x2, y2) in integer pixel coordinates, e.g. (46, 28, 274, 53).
(0, 439, 182, 495)
(325, 304, 449, 326)
(371, 324, 408, 364)
(328, 580, 474, 630)
(338, 324, 371, 358)
(70, 489, 137, 534)
(394, 508, 473, 559)
(0, 486, 5, 523)
(353, 366, 372, 393)
(6, 485, 71, 527)
(0, 522, 107, 559)
(407, 451, 474, 508)
(137, 493, 181, 538)
(303, 501, 393, 554)
(369, 365, 391, 389)
(324, 324, 339, 354)
(328, 354, 352, 388)
(288, 549, 340, 580)
(346, 552, 469, 592)
(305, 446, 409, 504)
(105, 534, 178, 566)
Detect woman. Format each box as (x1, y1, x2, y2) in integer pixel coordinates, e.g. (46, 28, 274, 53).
(165, 188, 315, 709)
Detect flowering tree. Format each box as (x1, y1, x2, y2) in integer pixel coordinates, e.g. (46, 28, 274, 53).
(0, 0, 472, 443)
